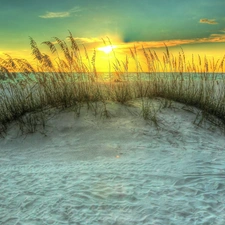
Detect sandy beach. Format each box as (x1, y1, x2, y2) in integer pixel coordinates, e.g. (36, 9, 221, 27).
(0, 100, 225, 225)
(1, 99, 225, 224)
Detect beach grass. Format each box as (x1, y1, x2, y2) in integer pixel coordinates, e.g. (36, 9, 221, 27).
(0, 32, 225, 135)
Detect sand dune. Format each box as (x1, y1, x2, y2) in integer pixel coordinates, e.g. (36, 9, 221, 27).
(1, 99, 225, 224)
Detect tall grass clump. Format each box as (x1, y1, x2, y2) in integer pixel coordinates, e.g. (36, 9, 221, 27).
(0, 31, 225, 135)
(139, 45, 225, 128)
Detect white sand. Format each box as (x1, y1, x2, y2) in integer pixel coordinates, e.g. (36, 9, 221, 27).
(1, 99, 225, 225)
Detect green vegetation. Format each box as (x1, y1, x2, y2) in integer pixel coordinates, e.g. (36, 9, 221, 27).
(0, 32, 225, 136)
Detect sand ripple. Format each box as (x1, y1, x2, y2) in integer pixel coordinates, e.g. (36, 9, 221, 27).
(1, 157, 225, 225)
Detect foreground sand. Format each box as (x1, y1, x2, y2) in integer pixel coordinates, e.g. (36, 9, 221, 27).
(0, 99, 225, 224)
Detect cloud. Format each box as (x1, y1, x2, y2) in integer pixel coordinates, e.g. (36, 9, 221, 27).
(74, 34, 225, 51)
(199, 18, 218, 24)
(73, 37, 103, 44)
(119, 33, 225, 51)
(70, 6, 83, 13)
(49, 33, 225, 53)
(39, 11, 70, 19)
(39, 6, 82, 19)
(68, 35, 122, 45)
(220, 28, 225, 33)
(208, 33, 225, 42)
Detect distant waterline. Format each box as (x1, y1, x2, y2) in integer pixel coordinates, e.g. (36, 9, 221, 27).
(1, 72, 225, 83)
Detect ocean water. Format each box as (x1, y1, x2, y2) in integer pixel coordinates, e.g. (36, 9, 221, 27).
(1, 72, 225, 83)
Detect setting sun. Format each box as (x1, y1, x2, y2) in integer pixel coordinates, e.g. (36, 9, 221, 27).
(98, 45, 116, 54)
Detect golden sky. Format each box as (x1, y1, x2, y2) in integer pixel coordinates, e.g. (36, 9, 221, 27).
(0, 0, 225, 72)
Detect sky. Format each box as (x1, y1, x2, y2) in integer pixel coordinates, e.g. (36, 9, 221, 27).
(0, 0, 225, 71)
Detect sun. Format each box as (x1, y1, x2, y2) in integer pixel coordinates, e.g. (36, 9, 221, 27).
(98, 45, 116, 54)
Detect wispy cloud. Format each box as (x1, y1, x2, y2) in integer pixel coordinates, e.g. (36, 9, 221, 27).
(73, 37, 103, 44)
(62, 35, 225, 53)
(199, 18, 218, 25)
(118, 34, 225, 50)
(209, 33, 225, 42)
(39, 11, 70, 19)
(220, 28, 225, 33)
(54, 33, 225, 52)
(39, 6, 82, 19)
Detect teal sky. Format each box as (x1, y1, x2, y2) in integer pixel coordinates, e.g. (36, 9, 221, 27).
(0, 0, 225, 58)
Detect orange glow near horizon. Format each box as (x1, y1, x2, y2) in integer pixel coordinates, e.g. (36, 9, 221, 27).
(0, 37, 225, 73)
